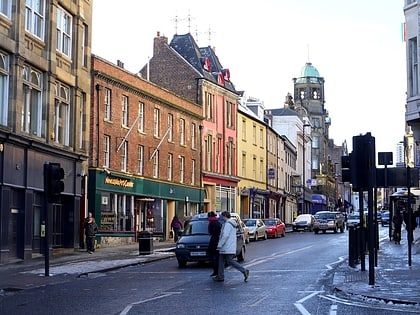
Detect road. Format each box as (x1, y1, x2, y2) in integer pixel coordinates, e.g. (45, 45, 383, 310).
(1, 226, 418, 314)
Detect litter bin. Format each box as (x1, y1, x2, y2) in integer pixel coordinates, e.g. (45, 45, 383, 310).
(138, 231, 154, 255)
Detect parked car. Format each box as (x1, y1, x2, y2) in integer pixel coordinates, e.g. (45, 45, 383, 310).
(381, 211, 390, 226)
(243, 218, 267, 241)
(230, 212, 249, 244)
(263, 218, 286, 238)
(346, 213, 360, 229)
(313, 211, 345, 234)
(174, 213, 246, 268)
(292, 214, 315, 232)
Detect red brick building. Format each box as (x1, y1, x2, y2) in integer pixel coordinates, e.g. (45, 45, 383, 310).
(90, 55, 203, 244)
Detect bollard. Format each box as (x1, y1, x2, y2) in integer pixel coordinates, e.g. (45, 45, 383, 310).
(138, 231, 154, 255)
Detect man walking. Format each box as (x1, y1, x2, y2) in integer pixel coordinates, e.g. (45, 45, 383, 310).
(213, 211, 249, 282)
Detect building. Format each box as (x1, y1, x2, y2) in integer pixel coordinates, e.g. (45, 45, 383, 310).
(140, 32, 240, 213)
(90, 55, 203, 245)
(0, 1, 92, 263)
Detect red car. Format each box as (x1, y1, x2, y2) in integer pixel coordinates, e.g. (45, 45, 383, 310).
(263, 218, 286, 238)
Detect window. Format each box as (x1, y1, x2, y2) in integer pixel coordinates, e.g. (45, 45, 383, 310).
(56, 6, 72, 57)
(259, 158, 264, 181)
(79, 92, 86, 149)
(104, 135, 110, 168)
(205, 134, 213, 171)
(22, 65, 44, 137)
(180, 156, 185, 183)
(242, 119, 246, 140)
(0, 0, 11, 18)
(54, 82, 70, 145)
(168, 114, 173, 142)
(138, 102, 144, 132)
(312, 135, 319, 149)
(153, 150, 159, 178)
(0, 52, 9, 126)
(252, 125, 257, 145)
(227, 140, 234, 175)
(205, 92, 213, 120)
(191, 122, 196, 149)
(167, 153, 173, 181)
(25, 0, 45, 40)
(81, 24, 88, 67)
(226, 100, 234, 128)
(241, 152, 246, 177)
(120, 141, 127, 172)
(409, 37, 418, 97)
(259, 128, 264, 147)
(137, 145, 144, 175)
(252, 156, 257, 179)
(180, 118, 185, 145)
(104, 88, 111, 120)
(153, 108, 160, 137)
(191, 159, 195, 185)
(122, 95, 128, 126)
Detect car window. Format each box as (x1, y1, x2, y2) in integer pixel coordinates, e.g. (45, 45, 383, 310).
(264, 220, 275, 225)
(245, 220, 256, 226)
(183, 220, 209, 235)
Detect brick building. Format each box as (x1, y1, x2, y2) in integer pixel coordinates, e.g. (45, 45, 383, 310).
(90, 55, 203, 245)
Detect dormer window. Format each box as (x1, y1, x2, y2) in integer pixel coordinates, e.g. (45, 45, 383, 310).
(217, 72, 225, 86)
(202, 57, 211, 71)
(222, 69, 230, 81)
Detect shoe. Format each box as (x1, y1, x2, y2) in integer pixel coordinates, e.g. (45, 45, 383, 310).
(210, 272, 217, 277)
(244, 270, 249, 282)
(212, 276, 224, 282)
(88, 251, 93, 254)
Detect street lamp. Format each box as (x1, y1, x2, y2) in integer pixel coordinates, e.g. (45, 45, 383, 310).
(302, 121, 311, 214)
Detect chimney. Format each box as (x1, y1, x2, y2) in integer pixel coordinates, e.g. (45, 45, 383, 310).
(154, 31, 168, 56)
(117, 60, 124, 68)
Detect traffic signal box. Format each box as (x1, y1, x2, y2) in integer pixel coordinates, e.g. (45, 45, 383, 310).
(45, 162, 65, 203)
(341, 133, 376, 192)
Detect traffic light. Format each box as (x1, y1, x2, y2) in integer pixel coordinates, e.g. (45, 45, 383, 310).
(341, 154, 352, 183)
(352, 133, 376, 191)
(45, 162, 65, 203)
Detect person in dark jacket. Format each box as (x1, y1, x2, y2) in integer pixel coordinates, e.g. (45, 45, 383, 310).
(403, 208, 417, 244)
(392, 209, 403, 244)
(208, 211, 222, 277)
(84, 212, 98, 254)
(171, 214, 183, 242)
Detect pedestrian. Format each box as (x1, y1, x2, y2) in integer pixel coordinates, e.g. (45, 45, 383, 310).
(171, 214, 183, 242)
(84, 212, 98, 254)
(392, 209, 403, 245)
(213, 211, 249, 283)
(403, 208, 417, 244)
(208, 211, 222, 277)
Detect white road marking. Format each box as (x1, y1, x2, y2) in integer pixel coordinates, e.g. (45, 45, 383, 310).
(119, 292, 182, 315)
(294, 291, 323, 315)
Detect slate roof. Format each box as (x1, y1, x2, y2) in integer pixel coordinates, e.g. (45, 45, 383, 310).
(265, 107, 299, 117)
(170, 33, 237, 94)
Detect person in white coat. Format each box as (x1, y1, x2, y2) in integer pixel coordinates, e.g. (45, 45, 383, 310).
(213, 211, 249, 282)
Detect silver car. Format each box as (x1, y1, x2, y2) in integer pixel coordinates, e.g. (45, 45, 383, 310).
(243, 219, 267, 241)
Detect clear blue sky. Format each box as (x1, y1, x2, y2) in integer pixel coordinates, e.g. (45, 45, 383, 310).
(92, 0, 406, 155)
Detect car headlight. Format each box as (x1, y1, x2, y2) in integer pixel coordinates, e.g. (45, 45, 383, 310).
(176, 244, 186, 249)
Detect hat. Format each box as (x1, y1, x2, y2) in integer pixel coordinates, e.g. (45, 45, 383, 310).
(221, 211, 230, 218)
(208, 211, 216, 218)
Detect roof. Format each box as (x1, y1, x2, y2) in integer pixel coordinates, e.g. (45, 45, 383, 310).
(265, 108, 299, 117)
(295, 62, 324, 84)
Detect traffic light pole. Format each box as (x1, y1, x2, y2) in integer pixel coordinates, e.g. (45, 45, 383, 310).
(43, 163, 50, 277)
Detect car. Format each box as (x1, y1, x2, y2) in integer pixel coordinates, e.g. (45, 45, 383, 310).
(174, 213, 246, 268)
(263, 218, 286, 238)
(313, 211, 345, 234)
(381, 211, 390, 226)
(346, 213, 360, 229)
(229, 212, 249, 244)
(243, 218, 267, 241)
(292, 214, 315, 232)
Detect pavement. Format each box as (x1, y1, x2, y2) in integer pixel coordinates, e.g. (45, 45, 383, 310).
(1, 230, 420, 307)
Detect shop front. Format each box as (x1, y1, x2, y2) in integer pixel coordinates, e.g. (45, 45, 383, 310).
(87, 170, 202, 246)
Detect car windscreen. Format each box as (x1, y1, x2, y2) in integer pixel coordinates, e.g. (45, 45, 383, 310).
(263, 220, 275, 225)
(316, 213, 336, 220)
(245, 220, 256, 226)
(183, 220, 210, 236)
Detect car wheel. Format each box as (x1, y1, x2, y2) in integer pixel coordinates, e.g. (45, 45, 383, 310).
(177, 260, 187, 268)
(281, 230, 286, 237)
(237, 246, 245, 262)
(274, 231, 278, 238)
(264, 232, 268, 240)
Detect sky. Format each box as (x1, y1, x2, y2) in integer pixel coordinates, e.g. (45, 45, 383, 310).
(92, 0, 406, 155)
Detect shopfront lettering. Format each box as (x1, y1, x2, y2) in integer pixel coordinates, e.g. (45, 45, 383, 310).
(104, 177, 134, 188)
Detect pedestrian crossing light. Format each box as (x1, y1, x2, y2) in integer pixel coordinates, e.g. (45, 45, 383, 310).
(46, 162, 65, 203)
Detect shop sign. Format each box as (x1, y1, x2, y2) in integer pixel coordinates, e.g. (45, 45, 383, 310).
(104, 176, 134, 188)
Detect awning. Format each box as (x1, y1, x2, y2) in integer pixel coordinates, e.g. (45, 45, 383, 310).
(312, 194, 327, 204)
(390, 189, 420, 198)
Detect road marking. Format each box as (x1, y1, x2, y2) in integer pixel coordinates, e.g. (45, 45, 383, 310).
(119, 292, 182, 315)
(294, 291, 323, 315)
(330, 304, 337, 315)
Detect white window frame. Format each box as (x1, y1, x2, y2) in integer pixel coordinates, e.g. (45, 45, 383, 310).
(56, 6, 72, 57)
(25, 0, 45, 40)
(180, 118, 185, 145)
(54, 82, 70, 146)
(104, 135, 110, 168)
(79, 92, 86, 149)
(22, 65, 44, 137)
(153, 150, 159, 178)
(191, 159, 195, 185)
(153, 108, 160, 137)
(138, 102, 144, 132)
(191, 122, 196, 149)
(168, 114, 173, 142)
(120, 141, 127, 172)
(167, 153, 173, 181)
(180, 156, 185, 183)
(122, 95, 128, 127)
(0, 0, 11, 18)
(137, 145, 144, 175)
(0, 51, 9, 126)
(81, 23, 88, 67)
(104, 88, 111, 120)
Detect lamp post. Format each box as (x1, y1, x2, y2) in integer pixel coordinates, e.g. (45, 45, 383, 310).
(302, 122, 311, 214)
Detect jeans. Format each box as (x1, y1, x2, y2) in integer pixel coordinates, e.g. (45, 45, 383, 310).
(217, 253, 246, 278)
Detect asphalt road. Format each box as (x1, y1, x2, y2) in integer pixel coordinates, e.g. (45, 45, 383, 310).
(1, 227, 418, 315)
